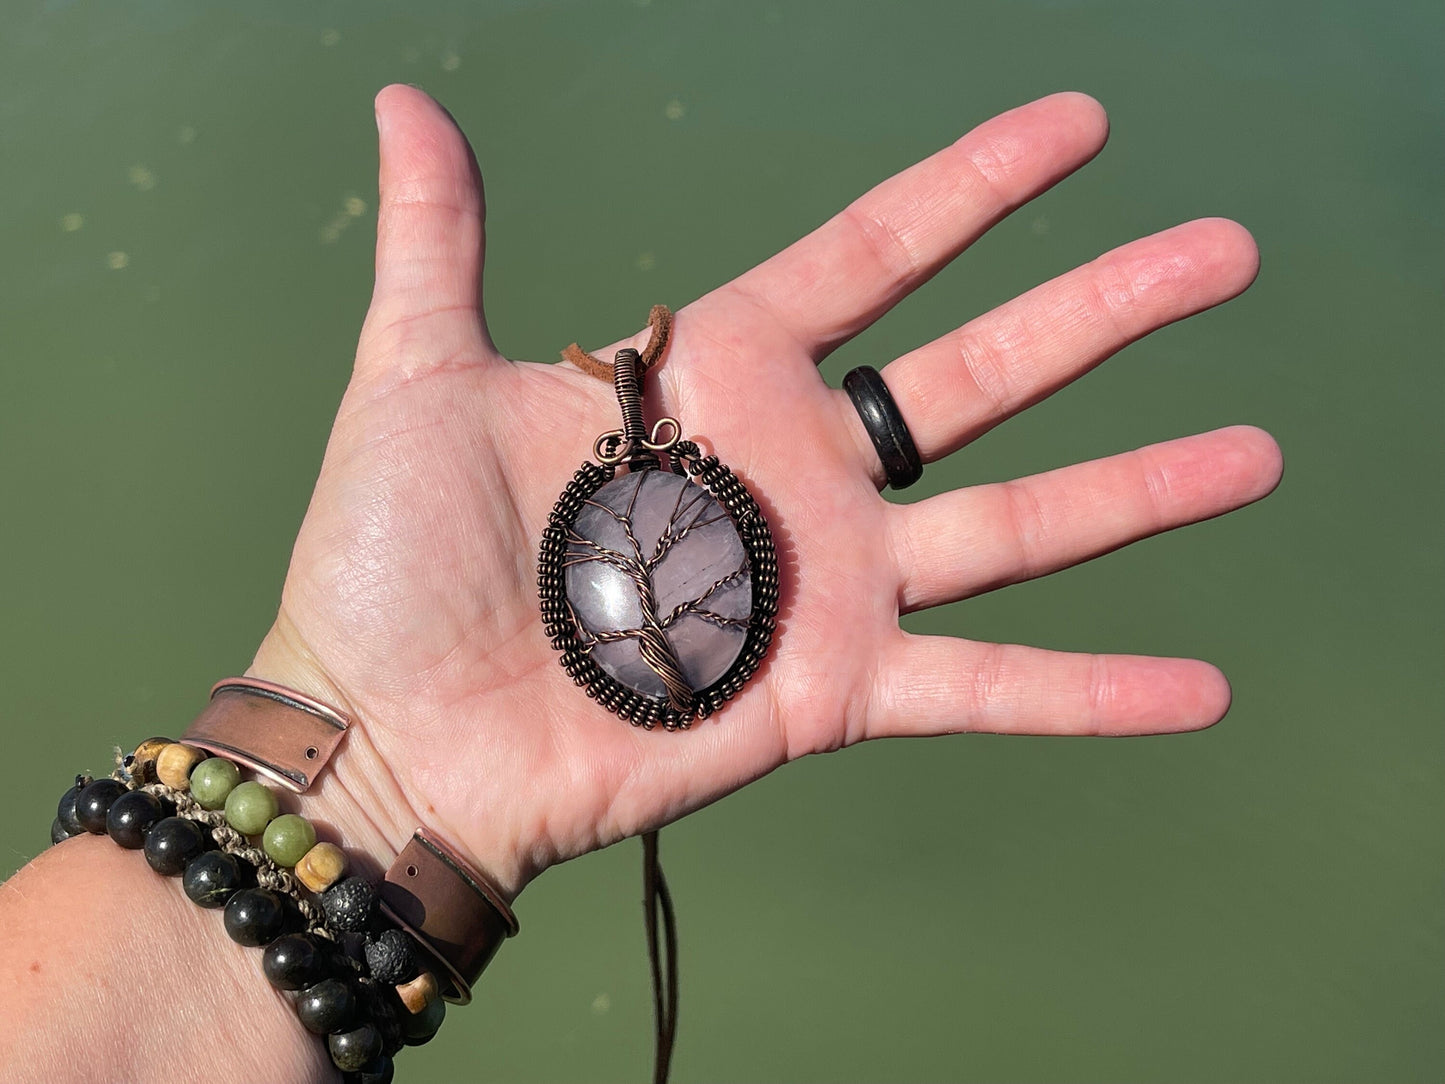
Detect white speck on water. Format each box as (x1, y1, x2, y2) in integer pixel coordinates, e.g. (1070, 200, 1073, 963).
(321, 194, 369, 243)
(591, 993, 611, 1014)
(1031, 215, 1050, 235)
(635, 252, 656, 271)
(441, 49, 461, 71)
(177, 125, 197, 145)
(128, 165, 157, 191)
(107, 251, 129, 270)
(60, 213, 83, 232)
(664, 98, 686, 121)
(320, 29, 341, 47)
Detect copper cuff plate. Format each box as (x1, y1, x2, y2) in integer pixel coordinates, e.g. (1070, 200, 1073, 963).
(182, 678, 518, 1001)
(381, 828, 519, 1004)
(181, 677, 351, 793)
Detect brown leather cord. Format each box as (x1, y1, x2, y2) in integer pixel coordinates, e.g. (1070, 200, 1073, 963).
(643, 830, 679, 1084)
(561, 303, 673, 380)
(564, 306, 680, 1084)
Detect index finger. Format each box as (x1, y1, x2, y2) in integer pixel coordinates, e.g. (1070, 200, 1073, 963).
(725, 92, 1109, 360)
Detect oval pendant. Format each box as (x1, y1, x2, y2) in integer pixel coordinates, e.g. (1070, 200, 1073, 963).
(567, 468, 751, 700)
(539, 442, 778, 730)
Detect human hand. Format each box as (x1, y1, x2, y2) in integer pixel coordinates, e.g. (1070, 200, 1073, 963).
(258, 85, 1282, 900)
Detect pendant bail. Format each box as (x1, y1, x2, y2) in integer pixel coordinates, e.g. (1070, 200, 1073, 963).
(593, 348, 681, 467)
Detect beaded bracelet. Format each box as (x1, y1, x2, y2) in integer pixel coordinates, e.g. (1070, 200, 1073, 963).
(50, 740, 443, 1083)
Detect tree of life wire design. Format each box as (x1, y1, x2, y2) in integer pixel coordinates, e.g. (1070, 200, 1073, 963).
(562, 470, 750, 714)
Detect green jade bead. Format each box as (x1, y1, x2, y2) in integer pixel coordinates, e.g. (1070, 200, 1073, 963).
(225, 780, 279, 836)
(263, 814, 317, 868)
(190, 758, 242, 811)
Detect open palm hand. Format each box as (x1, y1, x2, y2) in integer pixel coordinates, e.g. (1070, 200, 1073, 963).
(254, 86, 1281, 898)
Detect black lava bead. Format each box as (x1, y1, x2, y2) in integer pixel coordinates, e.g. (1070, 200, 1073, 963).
(328, 1024, 382, 1073)
(105, 789, 164, 849)
(363, 929, 417, 985)
(320, 876, 377, 933)
(183, 850, 245, 908)
(50, 818, 73, 845)
(143, 816, 207, 876)
(75, 778, 128, 834)
(352, 1054, 395, 1084)
(296, 978, 355, 1035)
(56, 777, 90, 836)
(263, 933, 328, 991)
(402, 995, 445, 1046)
(223, 888, 286, 947)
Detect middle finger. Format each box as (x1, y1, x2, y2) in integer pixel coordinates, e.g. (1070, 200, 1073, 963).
(874, 218, 1259, 466)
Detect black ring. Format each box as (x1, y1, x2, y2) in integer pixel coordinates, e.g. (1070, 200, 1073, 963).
(842, 365, 922, 489)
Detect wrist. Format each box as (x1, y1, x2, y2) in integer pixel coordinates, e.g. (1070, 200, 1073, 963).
(247, 617, 530, 903)
(1, 834, 334, 1084)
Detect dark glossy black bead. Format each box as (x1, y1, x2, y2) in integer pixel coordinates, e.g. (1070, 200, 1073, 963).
(56, 777, 90, 836)
(349, 1054, 395, 1084)
(296, 978, 355, 1035)
(182, 850, 245, 908)
(223, 888, 285, 947)
(328, 1024, 382, 1072)
(143, 816, 207, 876)
(75, 778, 127, 834)
(279, 894, 311, 937)
(402, 995, 445, 1046)
(50, 817, 74, 845)
(263, 933, 328, 991)
(105, 789, 164, 849)
(363, 929, 417, 985)
(320, 876, 377, 933)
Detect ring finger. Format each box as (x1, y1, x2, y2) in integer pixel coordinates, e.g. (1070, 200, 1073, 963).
(891, 425, 1283, 612)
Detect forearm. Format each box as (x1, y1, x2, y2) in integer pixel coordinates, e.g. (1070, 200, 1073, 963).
(0, 833, 334, 1084)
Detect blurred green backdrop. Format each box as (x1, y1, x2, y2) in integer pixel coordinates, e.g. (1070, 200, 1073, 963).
(1, 1, 1440, 1081)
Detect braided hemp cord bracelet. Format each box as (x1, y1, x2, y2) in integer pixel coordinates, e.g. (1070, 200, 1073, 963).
(50, 738, 454, 1081)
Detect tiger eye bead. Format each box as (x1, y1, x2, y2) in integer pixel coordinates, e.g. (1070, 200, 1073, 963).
(296, 978, 355, 1034)
(224, 780, 279, 836)
(128, 737, 173, 785)
(105, 789, 164, 849)
(144, 816, 207, 875)
(154, 743, 206, 790)
(396, 970, 439, 1014)
(224, 888, 286, 947)
(294, 842, 348, 893)
(262, 813, 316, 868)
(189, 757, 241, 811)
(183, 850, 246, 908)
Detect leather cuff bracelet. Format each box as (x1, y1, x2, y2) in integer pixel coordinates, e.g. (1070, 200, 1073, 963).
(182, 677, 518, 1004)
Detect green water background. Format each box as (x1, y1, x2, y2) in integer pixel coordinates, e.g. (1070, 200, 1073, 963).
(1, 2, 1440, 1081)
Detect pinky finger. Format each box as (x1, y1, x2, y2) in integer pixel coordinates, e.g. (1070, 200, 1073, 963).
(870, 635, 1232, 738)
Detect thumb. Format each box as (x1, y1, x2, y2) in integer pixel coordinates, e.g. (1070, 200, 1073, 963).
(360, 84, 497, 371)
